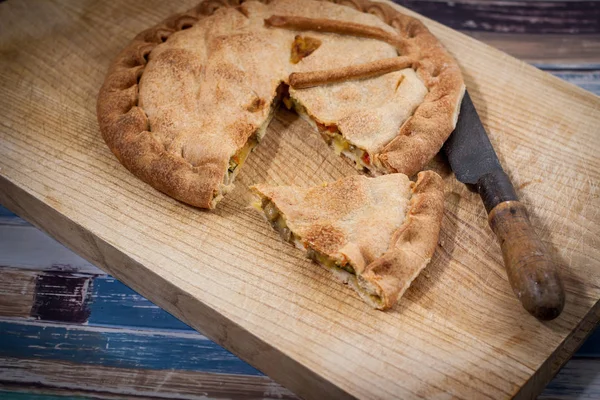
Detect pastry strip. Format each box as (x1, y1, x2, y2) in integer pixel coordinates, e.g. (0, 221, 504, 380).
(266, 15, 413, 88)
(289, 56, 414, 89)
(265, 15, 406, 49)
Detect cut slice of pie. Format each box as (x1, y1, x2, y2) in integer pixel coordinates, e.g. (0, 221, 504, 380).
(97, 0, 464, 208)
(251, 170, 445, 309)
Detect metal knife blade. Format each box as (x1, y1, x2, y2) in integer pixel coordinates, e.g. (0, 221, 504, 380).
(443, 91, 501, 185)
(443, 91, 518, 213)
(442, 90, 565, 321)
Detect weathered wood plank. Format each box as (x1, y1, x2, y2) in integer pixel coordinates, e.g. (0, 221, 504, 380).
(0, 225, 102, 274)
(88, 276, 190, 331)
(2, 265, 598, 400)
(0, 267, 191, 329)
(5, 265, 600, 354)
(550, 71, 600, 96)
(8, 266, 600, 354)
(0, 320, 259, 376)
(0, 205, 16, 218)
(539, 358, 600, 399)
(1, 357, 599, 400)
(0, 269, 36, 318)
(469, 32, 600, 66)
(0, 357, 296, 400)
(394, 0, 600, 34)
(0, 205, 27, 226)
(392, 1, 600, 65)
(0, 390, 91, 400)
(576, 328, 600, 357)
(30, 273, 94, 324)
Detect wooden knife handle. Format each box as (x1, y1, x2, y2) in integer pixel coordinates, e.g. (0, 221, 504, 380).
(477, 171, 565, 320)
(488, 201, 565, 320)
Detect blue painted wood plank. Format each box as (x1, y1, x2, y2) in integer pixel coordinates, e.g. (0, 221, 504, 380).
(0, 204, 28, 226)
(0, 392, 91, 400)
(0, 226, 101, 273)
(575, 327, 600, 357)
(550, 70, 600, 96)
(34, 273, 600, 357)
(0, 321, 261, 376)
(88, 277, 598, 357)
(0, 205, 16, 218)
(539, 358, 600, 399)
(393, 1, 600, 34)
(88, 276, 192, 331)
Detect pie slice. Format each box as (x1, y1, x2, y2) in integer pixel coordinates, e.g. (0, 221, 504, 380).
(97, 0, 464, 208)
(251, 170, 445, 309)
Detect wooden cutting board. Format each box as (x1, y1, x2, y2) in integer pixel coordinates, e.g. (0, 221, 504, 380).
(1, 0, 599, 398)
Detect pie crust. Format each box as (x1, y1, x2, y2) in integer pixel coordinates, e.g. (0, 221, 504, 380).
(251, 170, 445, 309)
(97, 0, 464, 208)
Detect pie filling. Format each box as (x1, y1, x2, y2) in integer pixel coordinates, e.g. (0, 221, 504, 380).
(286, 97, 374, 174)
(316, 123, 373, 174)
(256, 197, 384, 306)
(306, 247, 355, 275)
(290, 35, 322, 64)
(227, 134, 259, 182)
(224, 80, 377, 192)
(223, 89, 284, 188)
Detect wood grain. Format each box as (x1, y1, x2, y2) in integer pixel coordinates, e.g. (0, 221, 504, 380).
(466, 33, 600, 66)
(488, 201, 564, 320)
(0, 320, 259, 375)
(550, 71, 600, 97)
(0, 357, 296, 400)
(0, 0, 599, 399)
(0, 224, 101, 274)
(397, 1, 600, 65)
(540, 358, 600, 400)
(395, 0, 600, 34)
(0, 269, 36, 318)
(30, 273, 93, 323)
(0, 389, 93, 400)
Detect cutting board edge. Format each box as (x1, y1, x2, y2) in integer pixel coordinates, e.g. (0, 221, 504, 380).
(2, 149, 600, 400)
(0, 174, 356, 400)
(515, 298, 600, 399)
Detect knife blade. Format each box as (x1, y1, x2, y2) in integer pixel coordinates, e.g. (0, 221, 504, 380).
(443, 91, 565, 320)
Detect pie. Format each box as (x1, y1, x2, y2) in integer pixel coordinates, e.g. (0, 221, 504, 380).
(251, 170, 445, 309)
(97, 0, 464, 208)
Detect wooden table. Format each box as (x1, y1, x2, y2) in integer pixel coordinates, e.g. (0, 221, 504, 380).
(1, 1, 599, 399)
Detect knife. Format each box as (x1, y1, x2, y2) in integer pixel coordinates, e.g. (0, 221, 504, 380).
(443, 91, 565, 321)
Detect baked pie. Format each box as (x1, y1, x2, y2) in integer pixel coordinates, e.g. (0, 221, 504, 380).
(252, 170, 444, 309)
(97, 0, 464, 208)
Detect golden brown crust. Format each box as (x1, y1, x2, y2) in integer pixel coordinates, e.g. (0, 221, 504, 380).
(96, 9, 222, 208)
(358, 170, 445, 309)
(251, 170, 444, 310)
(361, 0, 466, 176)
(265, 3, 465, 177)
(97, 0, 463, 208)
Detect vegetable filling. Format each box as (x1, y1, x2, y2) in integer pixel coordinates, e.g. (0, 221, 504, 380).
(261, 198, 301, 245)
(258, 196, 384, 307)
(315, 122, 372, 173)
(306, 248, 355, 275)
(287, 97, 373, 173)
(228, 135, 258, 179)
(290, 35, 322, 64)
(224, 85, 289, 188)
(260, 198, 356, 275)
